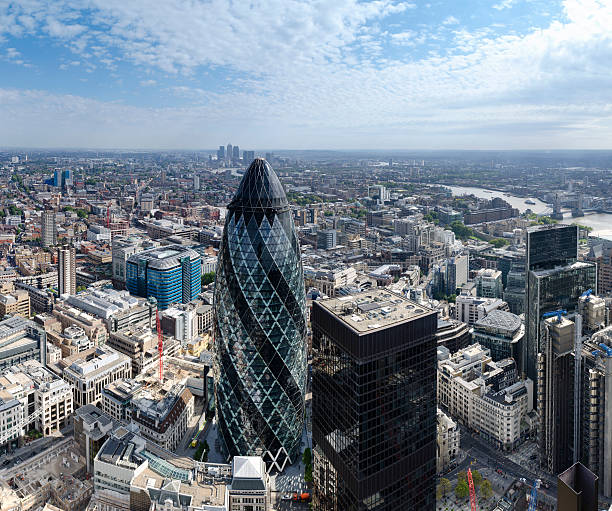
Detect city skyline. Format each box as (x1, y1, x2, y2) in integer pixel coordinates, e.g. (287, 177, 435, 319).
(1, 1, 612, 149)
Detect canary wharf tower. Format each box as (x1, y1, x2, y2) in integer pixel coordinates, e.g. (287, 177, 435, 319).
(213, 158, 307, 471)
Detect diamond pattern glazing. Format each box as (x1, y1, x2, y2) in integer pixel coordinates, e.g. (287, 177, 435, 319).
(214, 158, 307, 471)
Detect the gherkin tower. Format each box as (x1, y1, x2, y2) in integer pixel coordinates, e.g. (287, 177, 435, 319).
(213, 158, 307, 471)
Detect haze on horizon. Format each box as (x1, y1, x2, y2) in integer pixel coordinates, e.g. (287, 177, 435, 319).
(1, 0, 611, 150)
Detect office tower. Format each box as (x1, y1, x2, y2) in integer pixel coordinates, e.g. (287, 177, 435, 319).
(558, 462, 598, 511)
(63, 169, 73, 188)
(41, 210, 57, 247)
(525, 225, 595, 383)
(193, 174, 200, 191)
(475, 268, 503, 298)
(214, 158, 307, 471)
(243, 150, 255, 162)
(217, 145, 225, 161)
(226, 143, 233, 162)
(317, 229, 337, 250)
(233, 145, 240, 161)
(578, 327, 612, 497)
(444, 254, 468, 295)
(58, 247, 76, 296)
(53, 169, 62, 187)
(312, 290, 437, 510)
(538, 314, 576, 474)
(126, 245, 202, 310)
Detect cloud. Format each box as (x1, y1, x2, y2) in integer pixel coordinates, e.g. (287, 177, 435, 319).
(493, 0, 518, 10)
(442, 15, 459, 25)
(1, 0, 612, 149)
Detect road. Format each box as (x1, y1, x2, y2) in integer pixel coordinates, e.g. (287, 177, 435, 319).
(448, 426, 557, 502)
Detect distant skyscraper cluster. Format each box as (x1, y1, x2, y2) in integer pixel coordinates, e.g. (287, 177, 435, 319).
(216, 143, 254, 164)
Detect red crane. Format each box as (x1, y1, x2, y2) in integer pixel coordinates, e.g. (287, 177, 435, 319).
(106, 204, 111, 228)
(156, 309, 163, 381)
(467, 468, 478, 511)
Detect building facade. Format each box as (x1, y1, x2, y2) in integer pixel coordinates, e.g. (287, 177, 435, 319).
(126, 245, 202, 310)
(58, 247, 76, 296)
(214, 158, 307, 472)
(312, 290, 438, 510)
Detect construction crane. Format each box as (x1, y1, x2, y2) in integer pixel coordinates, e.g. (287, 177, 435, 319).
(106, 203, 111, 228)
(527, 479, 541, 511)
(467, 468, 478, 511)
(156, 309, 163, 381)
(542, 309, 567, 323)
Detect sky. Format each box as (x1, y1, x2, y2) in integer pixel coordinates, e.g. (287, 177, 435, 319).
(1, 0, 611, 150)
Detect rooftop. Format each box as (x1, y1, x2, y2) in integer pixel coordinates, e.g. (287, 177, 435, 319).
(316, 289, 433, 333)
(127, 244, 200, 270)
(474, 310, 522, 334)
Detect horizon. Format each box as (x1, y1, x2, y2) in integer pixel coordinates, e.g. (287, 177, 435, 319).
(2, 1, 612, 149)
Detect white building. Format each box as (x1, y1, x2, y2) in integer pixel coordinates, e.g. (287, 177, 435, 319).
(227, 456, 269, 511)
(455, 295, 509, 326)
(475, 268, 503, 299)
(202, 256, 217, 274)
(437, 344, 532, 451)
(87, 225, 111, 243)
(61, 346, 131, 408)
(111, 236, 157, 285)
(437, 408, 460, 474)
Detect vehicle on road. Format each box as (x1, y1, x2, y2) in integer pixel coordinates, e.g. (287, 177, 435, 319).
(281, 494, 292, 501)
(293, 493, 311, 502)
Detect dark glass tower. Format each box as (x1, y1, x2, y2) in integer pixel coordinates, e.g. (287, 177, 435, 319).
(213, 158, 307, 472)
(311, 290, 438, 511)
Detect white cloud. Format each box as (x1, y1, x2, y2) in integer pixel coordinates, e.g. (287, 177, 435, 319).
(442, 15, 459, 25)
(1, 0, 612, 148)
(493, 0, 518, 10)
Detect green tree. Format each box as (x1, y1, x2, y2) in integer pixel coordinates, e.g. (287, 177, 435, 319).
(302, 448, 312, 466)
(480, 479, 493, 499)
(439, 478, 452, 496)
(490, 238, 510, 248)
(436, 484, 442, 500)
(202, 272, 216, 286)
(76, 285, 87, 293)
(304, 463, 313, 483)
(76, 209, 88, 218)
(455, 480, 469, 499)
(457, 471, 467, 484)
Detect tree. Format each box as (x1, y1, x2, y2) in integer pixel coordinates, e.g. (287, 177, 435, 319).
(76, 285, 87, 293)
(457, 471, 467, 484)
(202, 272, 215, 286)
(480, 479, 493, 499)
(490, 238, 510, 248)
(304, 463, 313, 483)
(436, 485, 442, 500)
(455, 480, 469, 499)
(302, 448, 312, 466)
(439, 478, 451, 496)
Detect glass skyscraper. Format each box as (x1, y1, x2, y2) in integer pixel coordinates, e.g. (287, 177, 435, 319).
(213, 158, 307, 472)
(311, 290, 438, 510)
(524, 224, 596, 383)
(125, 245, 202, 309)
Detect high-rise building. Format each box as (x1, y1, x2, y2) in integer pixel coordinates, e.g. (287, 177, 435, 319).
(525, 225, 595, 383)
(217, 145, 225, 161)
(538, 314, 576, 474)
(58, 247, 76, 296)
(227, 143, 233, 162)
(125, 245, 202, 310)
(243, 150, 255, 162)
(312, 290, 437, 510)
(214, 158, 307, 471)
(193, 174, 200, 191)
(232, 145, 240, 161)
(578, 326, 612, 497)
(41, 210, 57, 247)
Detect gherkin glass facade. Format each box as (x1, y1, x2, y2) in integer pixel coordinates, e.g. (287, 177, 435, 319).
(213, 158, 307, 472)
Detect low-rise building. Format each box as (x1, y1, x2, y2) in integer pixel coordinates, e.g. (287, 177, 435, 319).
(0, 289, 31, 318)
(437, 344, 532, 451)
(455, 294, 509, 326)
(227, 456, 269, 511)
(475, 268, 503, 299)
(60, 345, 131, 408)
(0, 316, 47, 370)
(52, 302, 108, 346)
(437, 408, 460, 474)
(0, 360, 73, 436)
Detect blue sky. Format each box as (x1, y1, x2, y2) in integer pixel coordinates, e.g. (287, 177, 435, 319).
(0, 0, 611, 149)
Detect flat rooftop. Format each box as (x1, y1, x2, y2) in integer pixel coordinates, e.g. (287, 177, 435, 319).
(316, 289, 433, 333)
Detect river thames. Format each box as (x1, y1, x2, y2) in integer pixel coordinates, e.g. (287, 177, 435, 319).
(446, 185, 612, 240)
